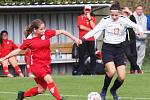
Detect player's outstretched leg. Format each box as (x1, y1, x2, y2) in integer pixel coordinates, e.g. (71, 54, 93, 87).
(16, 86, 43, 100)
(110, 78, 124, 100)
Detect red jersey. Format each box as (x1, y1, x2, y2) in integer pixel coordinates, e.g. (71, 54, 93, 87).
(77, 14, 96, 41)
(20, 29, 56, 67)
(0, 39, 18, 57)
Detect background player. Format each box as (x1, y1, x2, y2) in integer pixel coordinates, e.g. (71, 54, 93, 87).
(0, 30, 24, 77)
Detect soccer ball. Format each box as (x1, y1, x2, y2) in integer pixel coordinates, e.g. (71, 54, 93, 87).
(88, 92, 101, 100)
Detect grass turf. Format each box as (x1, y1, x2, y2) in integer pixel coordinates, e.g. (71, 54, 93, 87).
(0, 73, 150, 100)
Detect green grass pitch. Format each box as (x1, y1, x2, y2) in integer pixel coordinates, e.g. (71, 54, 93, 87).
(0, 73, 150, 100)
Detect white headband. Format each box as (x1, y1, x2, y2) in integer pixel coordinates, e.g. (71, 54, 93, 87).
(110, 10, 119, 12)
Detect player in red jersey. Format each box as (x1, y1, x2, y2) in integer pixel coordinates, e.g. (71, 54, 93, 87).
(0, 19, 81, 100)
(24, 48, 35, 78)
(0, 30, 24, 77)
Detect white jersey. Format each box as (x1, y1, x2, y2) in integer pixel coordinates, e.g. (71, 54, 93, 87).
(84, 16, 143, 44)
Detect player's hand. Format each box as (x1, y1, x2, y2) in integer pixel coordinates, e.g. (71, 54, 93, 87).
(0, 57, 5, 62)
(74, 38, 82, 46)
(28, 73, 35, 78)
(137, 32, 144, 36)
(86, 13, 91, 20)
(82, 37, 87, 42)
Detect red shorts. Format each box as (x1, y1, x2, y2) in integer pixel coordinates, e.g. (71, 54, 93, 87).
(31, 64, 52, 89)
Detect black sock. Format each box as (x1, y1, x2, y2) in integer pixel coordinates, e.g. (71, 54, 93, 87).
(136, 65, 140, 70)
(102, 73, 112, 90)
(111, 78, 124, 91)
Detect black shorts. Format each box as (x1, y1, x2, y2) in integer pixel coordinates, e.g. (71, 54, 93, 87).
(102, 42, 125, 67)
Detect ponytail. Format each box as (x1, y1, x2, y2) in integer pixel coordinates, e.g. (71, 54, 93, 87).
(24, 24, 34, 38)
(24, 19, 44, 38)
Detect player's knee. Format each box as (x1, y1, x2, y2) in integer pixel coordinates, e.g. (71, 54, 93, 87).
(107, 71, 116, 78)
(118, 76, 125, 81)
(44, 74, 53, 83)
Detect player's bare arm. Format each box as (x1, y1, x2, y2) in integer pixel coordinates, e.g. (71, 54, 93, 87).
(55, 30, 82, 46)
(0, 48, 21, 62)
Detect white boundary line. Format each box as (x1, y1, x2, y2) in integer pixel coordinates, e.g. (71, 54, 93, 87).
(0, 91, 150, 99)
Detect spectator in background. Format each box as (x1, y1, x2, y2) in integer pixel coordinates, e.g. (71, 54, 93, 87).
(121, 7, 142, 74)
(0, 30, 24, 77)
(77, 5, 97, 75)
(133, 5, 147, 71)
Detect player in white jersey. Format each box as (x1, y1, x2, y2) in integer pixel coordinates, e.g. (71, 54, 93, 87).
(83, 2, 143, 100)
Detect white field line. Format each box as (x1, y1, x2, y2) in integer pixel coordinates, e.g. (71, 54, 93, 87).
(0, 91, 150, 99)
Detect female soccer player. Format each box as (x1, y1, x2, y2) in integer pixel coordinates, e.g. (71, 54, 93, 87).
(83, 3, 143, 100)
(0, 19, 81, 100)
(0, 30, 24, 77)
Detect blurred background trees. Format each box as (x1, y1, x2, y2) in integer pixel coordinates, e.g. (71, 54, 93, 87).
(0, 0, 149, 14)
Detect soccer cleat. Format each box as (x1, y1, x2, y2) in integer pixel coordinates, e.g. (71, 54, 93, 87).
(100, 95, 106, 100)
(100, 88, 107, 100)
(60, 96, 65, 100)
(137, 69, 143, 74)
(16, 91, 24, 100)
(110, 89, 119, 100)
(7, 74, 14, 78)
(130, 69, 135, 74)
(28, 73, 35, 78)
(19, 73, 24, 78)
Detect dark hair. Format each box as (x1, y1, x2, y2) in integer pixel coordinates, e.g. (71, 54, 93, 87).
(110, 1, 121, 11)
(0, 30, 8, 46)
(24, 19, 44, 38)
(135, 4, 144, 9)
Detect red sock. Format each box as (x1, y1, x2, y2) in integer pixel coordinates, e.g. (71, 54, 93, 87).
(24, 87, 39, 97)
(14, 66, 22, 75)
(3, 66, 10, 75)
(47, 82, 61, 100)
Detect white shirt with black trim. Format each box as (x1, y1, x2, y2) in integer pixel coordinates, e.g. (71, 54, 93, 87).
(83, 15, 143, 44)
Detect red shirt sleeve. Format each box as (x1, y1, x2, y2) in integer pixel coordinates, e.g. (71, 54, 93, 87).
(77, 15, 83, 28)
(19, 39, 31, 50)
(45, 29, 56, 38)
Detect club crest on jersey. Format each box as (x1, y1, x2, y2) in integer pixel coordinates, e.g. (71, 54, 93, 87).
(41, 35, 46, 40)
(7, 41, 10, 44)
(114, 28, 119, 35)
